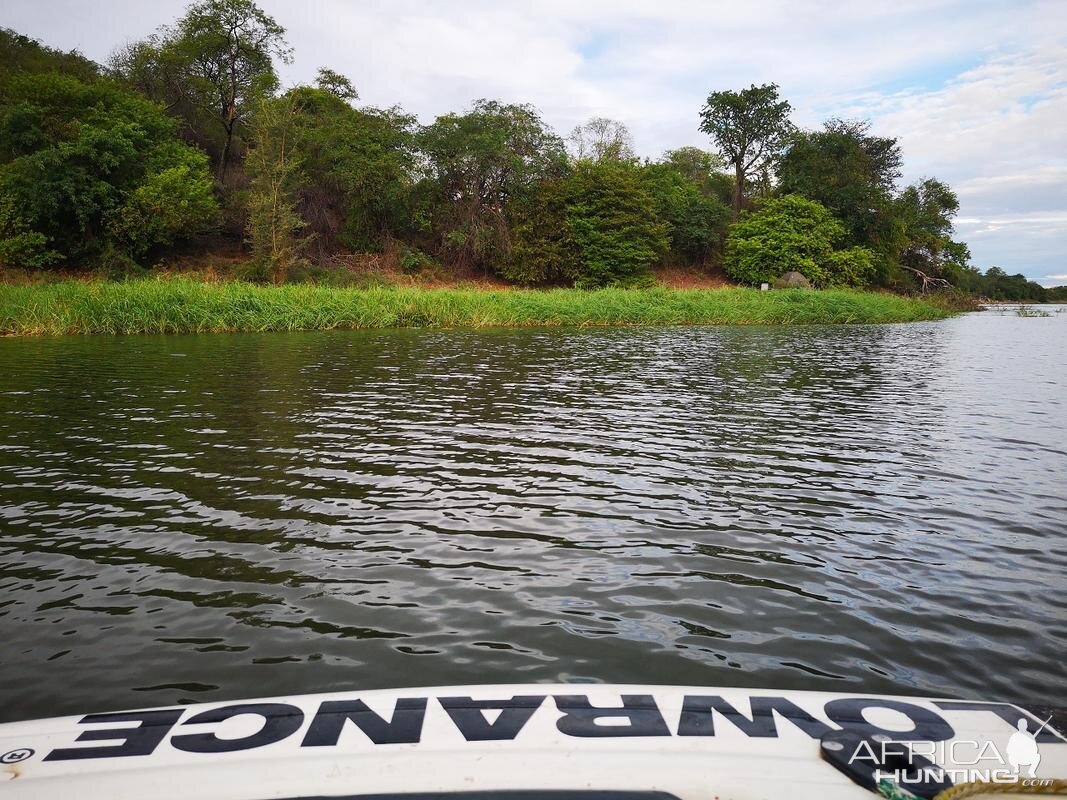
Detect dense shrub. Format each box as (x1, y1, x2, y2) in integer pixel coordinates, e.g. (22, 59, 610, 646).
(507, 178, 579, 285)
(641, 163, 730, 263)
(0, 194, 58, 268)
(724, 195, 875, 287)
(0, 72, 218, 267)
(506, 161, 668, 288)
(108, 152, 218, 258)
(824, 246, 876, 288)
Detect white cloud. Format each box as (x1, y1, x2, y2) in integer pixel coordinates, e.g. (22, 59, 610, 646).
(835, 44, 1067, 277)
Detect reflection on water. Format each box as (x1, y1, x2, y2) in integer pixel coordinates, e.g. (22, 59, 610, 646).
(1, 312, 1065, 721)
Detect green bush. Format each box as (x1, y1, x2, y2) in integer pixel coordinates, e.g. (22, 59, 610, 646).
(0, 193, 58, 268)
(108, 155, 218, 257)
(506, 178, 579, 285)
(824, 246, 876, 287)
(641, 163, 729, 263)
(0, 72, 219, 267)
(724, 195, 875, 288)
(399, 246, 437, 275)
(506, 161, 668, 287)
(96, 243, 145, 281)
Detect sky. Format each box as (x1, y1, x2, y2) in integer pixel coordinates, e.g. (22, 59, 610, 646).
(4, 1, 1066, 284)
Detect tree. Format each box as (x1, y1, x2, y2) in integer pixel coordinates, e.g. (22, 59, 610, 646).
(1, 28, 99, 83)
(723, 195, 874, 287)
(892, 178, 970, 290)
(640, 162, 730, 264)
(245, 94, 305, 283)
(418, 99, 566, 272)
(955, 266, 1048, 301)
(273, 86, 417, 253)
(778, 119, 901, 250)
(699, 83, 793, 214)
(315, 67, 357, 101)
(660, 146, 733, 203)
(0, 71, 218, 267)
(110, 0, 291, 179)
(1044, 284, 1067, 303)
(507, 161, 668, 287)
(568, 117, 636, 163)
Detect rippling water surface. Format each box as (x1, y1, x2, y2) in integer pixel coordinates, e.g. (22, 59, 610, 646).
(1, 310, 1065, 722)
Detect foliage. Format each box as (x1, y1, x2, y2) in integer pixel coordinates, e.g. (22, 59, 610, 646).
(0, 279, 953, 336)
(109, 0, 290, 178)
(823, 246, 877, 288)
(282, 88, 417, 253)
(640, 162, 730, 263)
(1045, 285, 1067, 303)
(399, 245, 437, 275)
(724, 195, 875, 288)
(953, 265, 1050, 302)
(776, 123, 977, 293)
(567, 117, 636, 163)
(661, 146, 733, 205)
(699, 83, 793, 213)
(506, 177, 579, 285)
(245, 94, 306, 283)
(508, 161, 668, 287)
(0, 28, 99, 83)
(778, 119, 901, 250)
(0, 193, 59, 268)
(891, 178, 970, 288)
(108, 148, 218, 257)
(417, 99, 567, 272)
(237, 83, 418, 271)
(315, 67, 357, 101)
(0, 71, 219, 266)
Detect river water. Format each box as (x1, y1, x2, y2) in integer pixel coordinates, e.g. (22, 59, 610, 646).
(1, 309, 1065, 722)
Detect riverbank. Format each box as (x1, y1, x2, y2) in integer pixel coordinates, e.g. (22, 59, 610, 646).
(0, 279, 956, 336)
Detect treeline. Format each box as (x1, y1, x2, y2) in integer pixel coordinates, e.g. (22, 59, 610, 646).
(0, 1, 1057, 299)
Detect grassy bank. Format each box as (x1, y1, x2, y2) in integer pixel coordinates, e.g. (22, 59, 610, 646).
(0, 279, 954, 336)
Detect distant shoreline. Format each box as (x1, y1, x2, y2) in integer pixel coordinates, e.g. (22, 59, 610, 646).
(0, 279, 956, 337)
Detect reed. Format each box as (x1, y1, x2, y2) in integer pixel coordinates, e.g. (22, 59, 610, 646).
(0, 278, 954, 336)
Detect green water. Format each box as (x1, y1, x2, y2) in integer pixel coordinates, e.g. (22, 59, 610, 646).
(1, 311, 1065, 721)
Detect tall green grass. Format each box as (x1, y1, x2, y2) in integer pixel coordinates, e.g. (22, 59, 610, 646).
(0, 278, 953, 336)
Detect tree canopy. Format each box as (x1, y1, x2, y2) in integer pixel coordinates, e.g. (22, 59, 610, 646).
(724, 195, 874, 288)
(699, 83, 793, 214)
(0, 9, 1031, 300)
(417, 100, 567, 272)
(110, 0, 290, 179)
(0, 70, 217, 269)
(778, 119, 901, 249)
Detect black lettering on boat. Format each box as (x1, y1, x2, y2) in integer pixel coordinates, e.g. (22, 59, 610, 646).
(44, 709, 183, 761)
(302, 698, 427, 746)
(170, 703, 304, 753)
(677, 695, 833, 738)
(824, 698, 954, 741)
(553, 694, 670, 738)
(439, 695, 546, 741)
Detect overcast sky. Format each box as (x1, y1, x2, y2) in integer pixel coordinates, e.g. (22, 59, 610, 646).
(5, 1, 1065, 283)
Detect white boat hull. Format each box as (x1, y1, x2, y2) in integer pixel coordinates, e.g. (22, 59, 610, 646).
(1, 684, 1064, 799)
